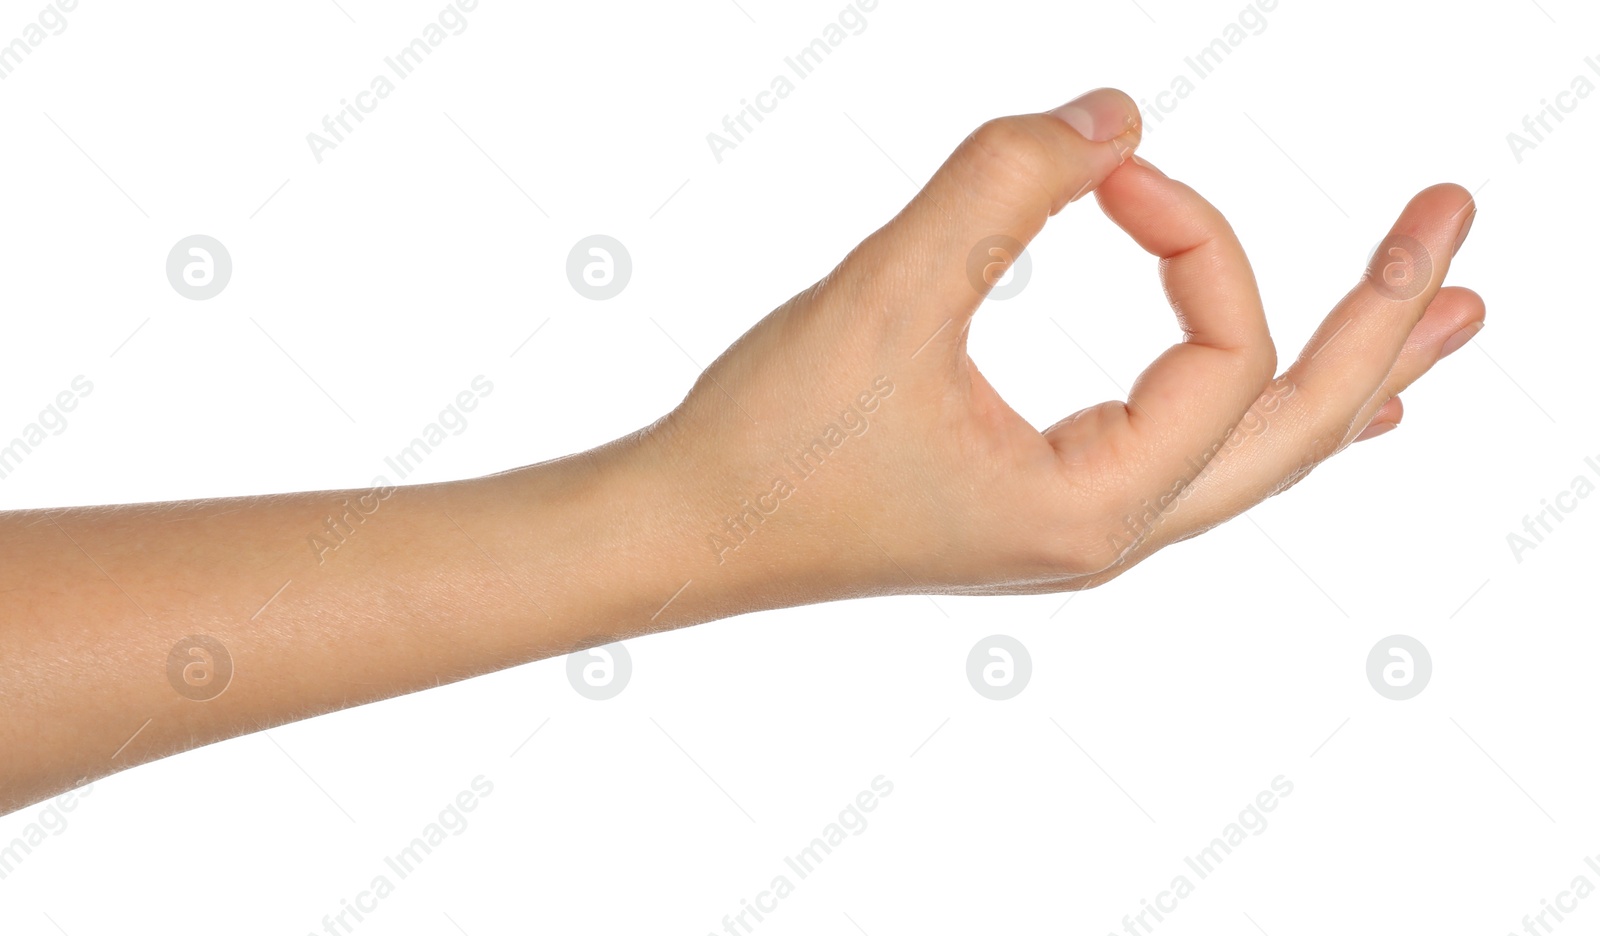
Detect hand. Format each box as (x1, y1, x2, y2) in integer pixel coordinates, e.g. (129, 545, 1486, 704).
(0, 87, 1482, 813)
(641, 87, 1482, 600)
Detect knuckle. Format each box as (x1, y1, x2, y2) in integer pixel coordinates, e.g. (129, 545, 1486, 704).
(1270, 460, 1317, 498)
(1256, 346, 1280, 387)
(1027, 510, 1130, 579)
(1069, 510, 1151, 577)
(1052, 538, 1128, 578)
(1270, 437, 1332, 498)
(1302, 422, 1347, 467)
(961, 117, 1056, 204)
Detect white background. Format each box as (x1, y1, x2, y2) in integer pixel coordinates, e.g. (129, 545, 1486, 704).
(1, 0, 1595, 933)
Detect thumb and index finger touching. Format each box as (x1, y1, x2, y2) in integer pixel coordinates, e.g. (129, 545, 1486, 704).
(833, 87, 1278, 505)
(833, 88, 1143, 347)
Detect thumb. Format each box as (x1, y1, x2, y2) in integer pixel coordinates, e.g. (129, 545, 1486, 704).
(829, 88, 1141, 340)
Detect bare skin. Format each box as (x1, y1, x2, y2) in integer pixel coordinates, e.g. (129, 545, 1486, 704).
(0, 88, 1483, 815)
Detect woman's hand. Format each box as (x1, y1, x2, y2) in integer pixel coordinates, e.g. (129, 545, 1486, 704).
(0, 87, 1482, 813)
(644, 87, 1482, 601)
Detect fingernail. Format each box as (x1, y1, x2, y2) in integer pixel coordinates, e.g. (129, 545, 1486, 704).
(1439, 320, 1483, 358)
(1354, 421, 1398, 443)
(1131, 154, 1166, 177)
(1050, 88, 1137, 142)
(1452, 206, 1476, 256)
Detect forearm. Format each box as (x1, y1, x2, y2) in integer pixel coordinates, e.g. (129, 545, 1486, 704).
(0, 423, 804, 813)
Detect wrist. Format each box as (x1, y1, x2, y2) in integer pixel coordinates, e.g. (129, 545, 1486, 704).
(471, 419, 833, 651)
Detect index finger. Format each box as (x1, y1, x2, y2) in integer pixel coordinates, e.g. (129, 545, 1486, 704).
(1047, 157, 1277, 507)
